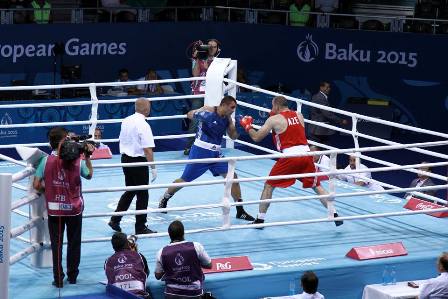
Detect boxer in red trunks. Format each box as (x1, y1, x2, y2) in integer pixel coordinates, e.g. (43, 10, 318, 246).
(240, 96, 343, 226)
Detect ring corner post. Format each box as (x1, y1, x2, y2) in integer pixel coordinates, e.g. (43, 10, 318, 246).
(0, 173, 12, 299)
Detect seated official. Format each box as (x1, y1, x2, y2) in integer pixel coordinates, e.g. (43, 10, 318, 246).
(339, 155, 384, 191)
(137, 69, 164, 95)
(292, 271, 325, 299)
(404, 162, 436, 201)
(155, 220, 212, 299)
(104, 232, 152, 299)
(419, 252, 448, 299)
(109, 68, 139, 95)
(94, 127, 111, 150)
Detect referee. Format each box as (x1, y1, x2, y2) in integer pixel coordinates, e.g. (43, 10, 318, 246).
(108, 98, 157, 235)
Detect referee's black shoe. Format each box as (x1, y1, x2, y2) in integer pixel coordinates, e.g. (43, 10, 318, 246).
(108, 220, 122, 232)
(136, 226, 157, 235)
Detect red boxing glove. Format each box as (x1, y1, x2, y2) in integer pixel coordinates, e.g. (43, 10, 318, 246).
(269, 110, 276, 117)
(239, 115, 254, 132)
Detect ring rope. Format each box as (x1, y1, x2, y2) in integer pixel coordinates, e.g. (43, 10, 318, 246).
(3, 67, 448, 299)
(0, 77, 206, 91)
(225, 77, 448, 139)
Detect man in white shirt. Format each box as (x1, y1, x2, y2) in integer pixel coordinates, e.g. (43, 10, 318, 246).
(419, 252, 448, 299)
(339, 155, 384, 191)
(292, 271, 325, 299)
(108, 98, 157, 235)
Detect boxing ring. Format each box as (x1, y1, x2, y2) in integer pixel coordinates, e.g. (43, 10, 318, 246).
(1, 58, 448, 299)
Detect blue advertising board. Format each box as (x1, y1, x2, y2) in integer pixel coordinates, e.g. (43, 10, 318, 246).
(0, 22, 447, 141)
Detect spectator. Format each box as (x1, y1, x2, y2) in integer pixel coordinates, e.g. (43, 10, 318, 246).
(94, 127, 112, 150)
(33, 127, 94, 287)
(237, 68, 250, 92)
(339, 155, 384, 191)
(155, 220, 212, 299)
(9, 0, 31, 24)
(419, 252, 448, 299)
(310, 145, 330, 180)
(289, 0, 311, 27)
(30, 0, 52, 24)
(101, 0, 136, 22)
(404, 162, 436, 201)
(104, 232, 152, 299)
(184, 38, 220, 155)
(314, 0, 339, 13)
(293, 271, 325, 298)
(110, 68, 139, 95)
(137, 69, 164, 95)
(309, 81, 348, 145)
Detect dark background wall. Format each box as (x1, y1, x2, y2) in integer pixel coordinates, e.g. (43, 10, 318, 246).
(0, 22, 447, 196)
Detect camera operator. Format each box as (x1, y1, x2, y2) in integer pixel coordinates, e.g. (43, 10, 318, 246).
(33, 127, 94, 288)
(184, 39, 220, 155)
(155, 220, 212, 299)
(104, 232, 152, 299)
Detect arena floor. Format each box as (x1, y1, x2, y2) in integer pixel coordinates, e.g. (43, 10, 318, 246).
(6, 149, 447, 299)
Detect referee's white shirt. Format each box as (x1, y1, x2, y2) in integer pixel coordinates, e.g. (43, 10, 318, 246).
(119, 112, 155, 157)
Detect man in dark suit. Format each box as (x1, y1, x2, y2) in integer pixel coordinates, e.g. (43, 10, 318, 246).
(309, 81, 347, 144)
(404, 162, 436, 201)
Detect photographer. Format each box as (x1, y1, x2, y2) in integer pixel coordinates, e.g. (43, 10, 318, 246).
(155, 220, 212, 299)
(184, 39, 220, 155)
(33, 127, 94, 288)
(104, 232, 152, 299)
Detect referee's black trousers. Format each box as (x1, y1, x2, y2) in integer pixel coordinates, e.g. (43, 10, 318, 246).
(111, 154, 149, 230)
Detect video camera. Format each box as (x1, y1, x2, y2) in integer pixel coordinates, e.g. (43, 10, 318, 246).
(193, 40, 210, 60)
(59, 134, 98, 161)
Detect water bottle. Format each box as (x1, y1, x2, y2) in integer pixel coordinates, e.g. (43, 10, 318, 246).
(289, 278, 296, 295)
(382, 265, 390, 285)
(390, 266, 397, 285)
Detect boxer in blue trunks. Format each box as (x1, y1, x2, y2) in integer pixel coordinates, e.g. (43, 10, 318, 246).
(159, 96, 254, 221)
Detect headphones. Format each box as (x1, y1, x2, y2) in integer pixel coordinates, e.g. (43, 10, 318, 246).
(206, 39, 221, 57)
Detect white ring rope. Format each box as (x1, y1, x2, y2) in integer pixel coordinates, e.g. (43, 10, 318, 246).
(0, 94, 203, 109)
(12, 209, 29, 218)
(10, 243, 42, 265)
(225, 78, 448, 139)
(81, 204, 448, 243)
(10, 217, 42, 239)
(11, 193, 39, 210)
(0, 153, 27, 166)
(0, 114, 188, 129)
(91, 139, 448, 170)
(81, 184, 448, 221)
(0, 77, 206, 91)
